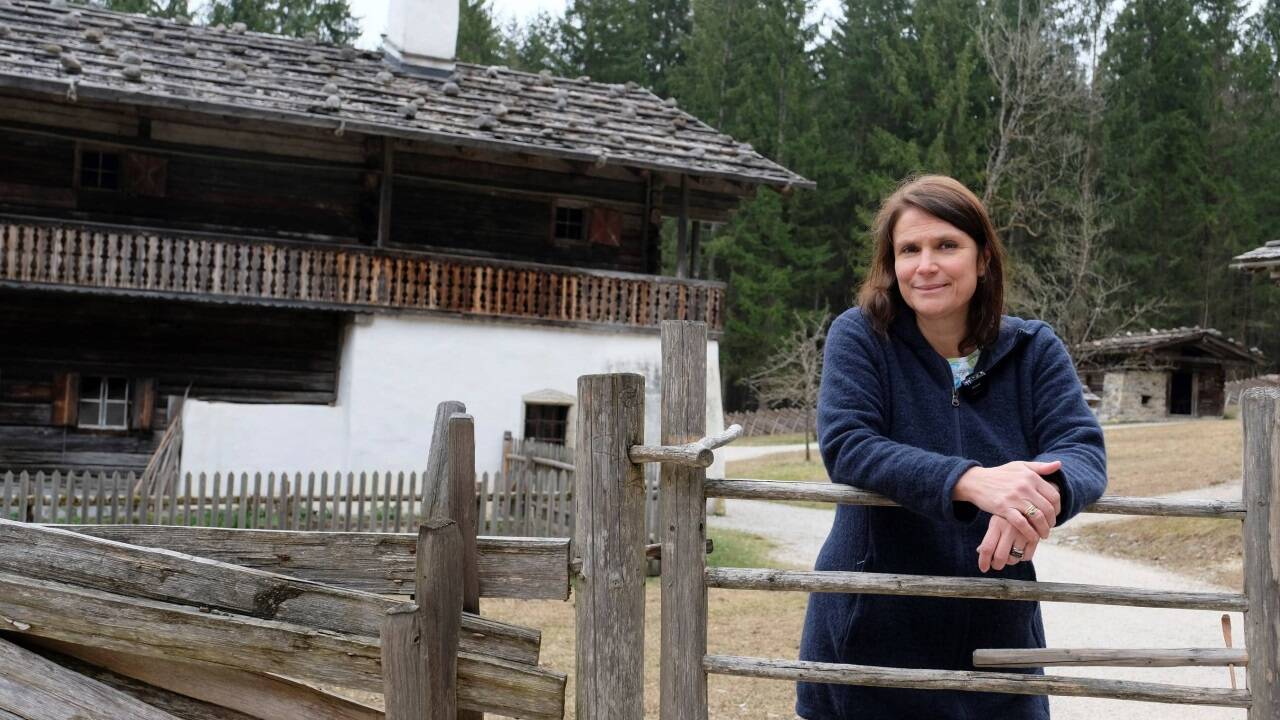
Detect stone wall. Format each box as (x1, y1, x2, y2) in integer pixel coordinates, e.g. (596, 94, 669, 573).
(1098, 370, 1168, 423)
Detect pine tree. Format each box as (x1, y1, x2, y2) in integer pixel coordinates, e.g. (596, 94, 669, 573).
(457, 0, 504, 65)
(205, 0, 359, 44)
(94, 0, 191, 21)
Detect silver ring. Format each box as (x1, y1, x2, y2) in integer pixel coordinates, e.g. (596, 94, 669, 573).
(1010, 546, 1025, 559)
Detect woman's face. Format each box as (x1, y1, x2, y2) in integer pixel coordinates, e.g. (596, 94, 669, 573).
(892, 207, 985, 328)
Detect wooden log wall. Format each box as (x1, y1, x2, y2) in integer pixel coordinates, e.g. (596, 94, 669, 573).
(0, 89, 732, 274)
(0, 289, 342, 472)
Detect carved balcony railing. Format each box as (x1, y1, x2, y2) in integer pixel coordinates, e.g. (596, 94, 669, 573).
(0, 220, 724, 331)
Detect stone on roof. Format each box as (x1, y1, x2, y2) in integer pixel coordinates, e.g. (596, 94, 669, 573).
(0, 0, 812, 190)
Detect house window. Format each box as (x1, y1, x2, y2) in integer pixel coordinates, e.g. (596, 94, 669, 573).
(524, 403, 569, 444)
(1140, 394, 1152, 406)
(553, 205, 587, 242)
(80, 150, 121, 191)
(77, 376, 130, 429)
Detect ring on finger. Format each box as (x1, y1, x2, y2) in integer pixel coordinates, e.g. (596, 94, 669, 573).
(1010, 546, 1025, 559)
(1022, 504, 1039, 519)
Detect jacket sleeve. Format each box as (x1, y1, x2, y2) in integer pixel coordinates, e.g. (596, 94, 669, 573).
(817, 312, 980, 523)
(1028, 330, 1108, 525)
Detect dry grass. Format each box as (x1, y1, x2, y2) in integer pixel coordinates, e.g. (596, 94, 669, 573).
(1060, 517, 1244, 590)
(1101, 418, 1242, 496)
(734, 432, 813, 447)
(484, 586, 810, 719)
(726, 418, 1244, 499)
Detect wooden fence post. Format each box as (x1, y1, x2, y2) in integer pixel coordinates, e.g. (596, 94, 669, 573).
(424, 400, 467, 521)
(660, 321, 709, 720)
(574, 373, 646, 720)
(1243, 388, 1279, 720)
(382, 604, 426, 720)
(418, 518, 464, 719)
(448, 412, 482, 720)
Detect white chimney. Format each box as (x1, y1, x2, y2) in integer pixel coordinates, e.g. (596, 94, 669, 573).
(384, 0, 458, 72)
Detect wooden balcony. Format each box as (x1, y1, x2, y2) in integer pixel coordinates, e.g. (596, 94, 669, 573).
(0, 219, 724, 332)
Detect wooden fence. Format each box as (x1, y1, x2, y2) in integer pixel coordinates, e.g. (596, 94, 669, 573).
(724, 407, 814, 437)
(572, 320, 1279, 720)
(0, 401, 569, 719)
(0, 467, 575, 537)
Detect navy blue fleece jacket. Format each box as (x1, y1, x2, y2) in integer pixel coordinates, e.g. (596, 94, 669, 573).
(796, 307, 1107, 720)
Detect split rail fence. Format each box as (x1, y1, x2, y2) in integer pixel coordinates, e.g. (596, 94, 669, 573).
(0, 399, 571, 719)
(571, 320, 1279, 720)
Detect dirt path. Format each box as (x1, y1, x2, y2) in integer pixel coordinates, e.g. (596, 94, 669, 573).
(709, 499, 1245, 720)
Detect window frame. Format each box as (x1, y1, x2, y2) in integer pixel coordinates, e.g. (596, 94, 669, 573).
(78, 147, 123, 192)
(523, 401, 571, 445)
(77, 375, 131, 430)
(550, 201, 590, 245)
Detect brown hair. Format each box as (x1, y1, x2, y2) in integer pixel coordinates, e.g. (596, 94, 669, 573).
(856, 175, 1006, 354)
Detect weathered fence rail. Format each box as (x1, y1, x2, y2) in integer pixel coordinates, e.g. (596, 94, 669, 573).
(571, 321, 1279, 720)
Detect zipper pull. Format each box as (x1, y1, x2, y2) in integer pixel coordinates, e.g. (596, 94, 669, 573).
(952, 387, 959, 407)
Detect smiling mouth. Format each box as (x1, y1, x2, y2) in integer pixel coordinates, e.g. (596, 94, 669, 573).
(915, 284, 948, 291)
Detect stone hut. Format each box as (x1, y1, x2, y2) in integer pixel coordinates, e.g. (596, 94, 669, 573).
(1076, 328, 1265, 423)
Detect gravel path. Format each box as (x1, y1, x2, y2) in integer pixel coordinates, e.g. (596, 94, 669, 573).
(708, 498, 1245, 720)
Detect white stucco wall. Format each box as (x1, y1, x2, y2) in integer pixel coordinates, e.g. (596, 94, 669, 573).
(181, 315, 726, 482)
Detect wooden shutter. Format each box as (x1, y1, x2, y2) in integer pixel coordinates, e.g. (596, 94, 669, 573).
(130, 378, 156, 431)
(50, 371, 79, 427)
(124, 153, 168, 197)
(588, 208, 623, 247)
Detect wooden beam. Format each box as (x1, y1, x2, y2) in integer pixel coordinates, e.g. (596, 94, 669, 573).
(377, 138, 393, 248)
(1242, 388, 1280, 720)
(0, 572, 566, 719)
(704, 567, 1247, 612)
(381, 605, 426, 720)
(574, 373, 647, 720)
(702, 479, 1247, 519)
(972, 647, 1249, 668)
(25, 637, 379, 720)
(703, 655, 1251, 708)
(3, 520, 540, 664)
(62, 525, 571, 600)
(423, 400, 467, 521)
(676, 175, 689, 279)
(417, 519, 463, 719)
(447, 413, 485, 720)
(0, 633, 186, 720)
(659, 321, 710, 720)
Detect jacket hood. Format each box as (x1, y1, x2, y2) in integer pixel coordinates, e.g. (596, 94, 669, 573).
(887, 309, 1051, 372)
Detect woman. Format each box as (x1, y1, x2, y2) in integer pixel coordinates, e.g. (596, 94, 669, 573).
(796, 175, 1107, 719)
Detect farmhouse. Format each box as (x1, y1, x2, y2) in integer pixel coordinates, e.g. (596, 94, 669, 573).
(1076, 327, 1265, 423)
(0, 0, 810, 478)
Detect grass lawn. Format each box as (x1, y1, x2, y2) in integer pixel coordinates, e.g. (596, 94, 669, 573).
(734, 432, 814, 447)
(479, 525, 810, 719)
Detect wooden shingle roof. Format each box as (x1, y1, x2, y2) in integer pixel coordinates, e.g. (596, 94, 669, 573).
(1231, 240, 1280, 278)
(0, 0, 812, 190)
(1080, 327, 1264, 365)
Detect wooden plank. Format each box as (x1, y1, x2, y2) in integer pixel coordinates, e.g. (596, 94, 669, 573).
(423, 401, 467, 521)
(19, 639, 259, 720)
(0, 572, 565, 717)
(703, 655, 1251, 708)
(212, 472, 223, 528)
(382, 605, 426, 720)
(574, 372, 647, 720)
(449, 414, 481, 614)
(972, 648, 1249, 668)
(1242, 388, 1279, 720)
(0, 634, 185, 720)
(318, 472, 329, 531)
(418, 519, 463, 718)
(357, 471, 367, 532)
(705, 568, 1246, 612)
(1, 472, 12, 522)
(703, 479, 1248, 520)
(659, 321, 709, 720)
(5, 520, 540, 664)
(28, 638, 377, 720)
(64, 525, 571, 600)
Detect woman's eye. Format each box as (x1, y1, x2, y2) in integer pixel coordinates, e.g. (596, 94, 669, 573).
(899, 246, 917, 255)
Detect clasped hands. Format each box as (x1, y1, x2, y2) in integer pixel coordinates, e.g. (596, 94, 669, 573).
(953, 460, 1063, 573)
